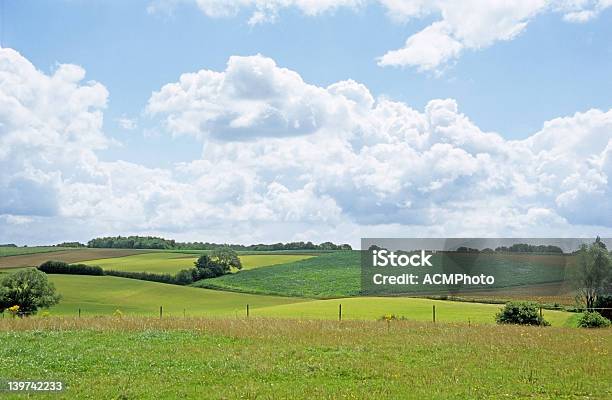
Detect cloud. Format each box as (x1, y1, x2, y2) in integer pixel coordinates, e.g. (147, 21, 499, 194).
(0, 47, 109, 218)
(149, 0, 612, 72)
(149, 54, 612, 232)
(2, 49, 611, 246)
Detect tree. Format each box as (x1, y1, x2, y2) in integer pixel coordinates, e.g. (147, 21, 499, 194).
(210, 247, 242, 273)
(193, 254, 225, 279)
(573, 240, 612, 311)
(0, 269, 60, 315)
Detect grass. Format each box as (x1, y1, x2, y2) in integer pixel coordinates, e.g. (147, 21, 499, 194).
(80, 253, 314, 274)
(82, 253, 199, 274)
(0, 246, 74, 257)
(0, 317, 609, 399)
(256, 296, 576, 327)
(37, 274, 577, 326)
(46, 275, 304, 316)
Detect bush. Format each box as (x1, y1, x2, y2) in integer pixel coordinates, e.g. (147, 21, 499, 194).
(104, 270, 177, 285)
(495, 301, 550, 326)
(175, 269, 196, 285)
(38, 260, 104, 276)
(577, 311, 611, 328)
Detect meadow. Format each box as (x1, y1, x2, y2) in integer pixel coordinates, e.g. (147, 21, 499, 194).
(45, 275, 304, 316)
(38, 274, 577, 326)
(80, 253, 314, 274)
(0, 317, 609, 399)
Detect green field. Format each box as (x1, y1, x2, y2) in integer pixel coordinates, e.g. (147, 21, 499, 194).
(0, 318, 609, 399)
(39, 274, 576, 326)
(46, 275, 304, 316)
(197, 251, 573, 299)
(0, 246, 73, 257)
(81, 253, 314, 274)
(196, 251, 361, 297)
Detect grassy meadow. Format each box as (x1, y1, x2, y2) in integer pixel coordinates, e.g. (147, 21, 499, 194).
(37, 274, 577, 326)
(45, 275, 304, 316)
(0, 317, 609, 399)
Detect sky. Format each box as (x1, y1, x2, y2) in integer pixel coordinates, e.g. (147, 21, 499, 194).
(0, 0, 611, 247)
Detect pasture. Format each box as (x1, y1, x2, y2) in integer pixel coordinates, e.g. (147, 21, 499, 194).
(38, 274, 577, 326)
(0, 318, 609, 399)
(46, 275, 304, 316)
(80, 253, 314, 274)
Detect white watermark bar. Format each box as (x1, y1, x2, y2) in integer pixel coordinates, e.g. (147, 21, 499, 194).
(360, 238, 612, 296)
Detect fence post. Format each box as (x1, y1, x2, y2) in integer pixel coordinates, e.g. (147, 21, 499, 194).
(339, 304, 342, 321)
(539, 306, 543, 320)
(159, 305, 163, 319)
(432, 305, 436, 323)
(246, 304, 249, 318)
(78, 308, 81, 318)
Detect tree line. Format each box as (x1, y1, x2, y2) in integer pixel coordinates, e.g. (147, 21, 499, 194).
(85, 236, 352, 251)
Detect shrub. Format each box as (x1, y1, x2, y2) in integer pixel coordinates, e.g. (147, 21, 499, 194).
(175, 269, 196, 285)
(104, 270, 177, 285)
(495, 301, 550, 326)
(38, 261, 103, 276)
(577, 311, 611, 328)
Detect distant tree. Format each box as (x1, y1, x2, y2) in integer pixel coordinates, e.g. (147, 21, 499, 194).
(0, 269, 60, 315)
(193, 254, 225, 279)
(573, 240, 612, 310)
(210, 248, 242, 273)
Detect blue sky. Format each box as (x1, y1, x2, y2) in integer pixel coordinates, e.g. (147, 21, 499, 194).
(1, 0, 611, 245)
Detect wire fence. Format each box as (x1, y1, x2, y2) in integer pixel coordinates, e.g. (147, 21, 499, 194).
(3, 305, 612, 322)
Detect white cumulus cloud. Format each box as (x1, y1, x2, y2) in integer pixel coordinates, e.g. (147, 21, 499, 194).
(2, 49, 611, 246)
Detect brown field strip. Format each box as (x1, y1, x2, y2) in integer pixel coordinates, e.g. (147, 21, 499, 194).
(0, 249, 155, 269)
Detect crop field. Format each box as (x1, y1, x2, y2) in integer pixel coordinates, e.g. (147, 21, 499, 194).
(198, 251, 575, 302)
(0, 246, 75, 257)
(80, 253, 313, 274)
(0, 317, 609, 399)
(0, 248, 153, 269)
(196, 251, 361, 297)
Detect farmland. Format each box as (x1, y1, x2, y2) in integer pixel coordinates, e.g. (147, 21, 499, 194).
(46, 275, 304, 316)
(80, 253, 314, 274)
(0, 246, 74, 257)
(0, 317, 610, 399)
(38, 274, 576, 326)
(0, 248, 152, 269)
(196, 251, 573, 301)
